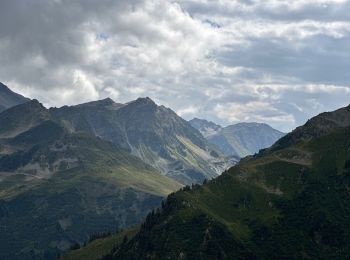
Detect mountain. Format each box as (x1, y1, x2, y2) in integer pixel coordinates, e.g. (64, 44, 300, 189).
(0, 82, 29, 112)
(50, 98, 234, 185)
(0, 100, 182, 259)
(0, 87, 235, 259)
(89, 104, 350, 259)
(188, 118, 221, 138)
(189, 118, 285, 157)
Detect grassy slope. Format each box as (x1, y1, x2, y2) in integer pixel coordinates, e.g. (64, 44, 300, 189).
(0, 132, 182, 260)
(103, 126, 350, 259)
(61, 226, 139, 260)
(67, 133, 183, 197)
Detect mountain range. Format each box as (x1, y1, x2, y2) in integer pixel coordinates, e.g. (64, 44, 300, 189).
(75, 104, 350, 259)
(189, 118, 285, 158)
(0, 82, 302, 259)
(0, 99, 183, 259)
(0, 83, 238, 259)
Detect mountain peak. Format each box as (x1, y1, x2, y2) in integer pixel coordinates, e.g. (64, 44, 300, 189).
(190, 118, 221, 128)
(227, 122, 275, 130)
(102, 97, 114, 103)
(0, 82, 30, 112)
(74, 97, 122, 109)
(189, 118, 222, 138)
(125, 97, 157, 109)
(135, 97, 156, 104)
(18, 99, 45, 111)
(94, 97, 116, 106)
(0, 82, 10, 91)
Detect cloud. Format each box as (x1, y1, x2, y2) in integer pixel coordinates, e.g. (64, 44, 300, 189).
(0, 0, 349, 131)
(214, 101, 296, 132)
(177, 106, 200, 116)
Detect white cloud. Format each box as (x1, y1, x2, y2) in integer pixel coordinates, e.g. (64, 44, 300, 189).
(177, 106, 200, 116)
(214, 101, 296, 131)
(104, 87, 120, 100)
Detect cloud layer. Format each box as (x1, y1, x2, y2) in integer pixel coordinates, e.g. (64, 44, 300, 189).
(0, 0, 349, 132)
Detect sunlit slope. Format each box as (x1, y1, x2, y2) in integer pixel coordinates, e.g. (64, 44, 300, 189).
(61, 226, 139, 260)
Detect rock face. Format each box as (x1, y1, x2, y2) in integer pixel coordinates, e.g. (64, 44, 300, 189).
(0, 82, 29, 112)
(189, 118, 285, 158)
(101, 103, 350, 260)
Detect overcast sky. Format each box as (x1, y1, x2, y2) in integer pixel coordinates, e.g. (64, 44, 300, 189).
(0, 0, 349, 132)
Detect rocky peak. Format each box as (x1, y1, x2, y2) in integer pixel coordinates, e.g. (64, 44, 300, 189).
(75, 97, 118, 108)
(0, 82, 10, 92)
(132, 97, 156, 106)
(189, 118, 222, 138)
(0, 82, 30, 112)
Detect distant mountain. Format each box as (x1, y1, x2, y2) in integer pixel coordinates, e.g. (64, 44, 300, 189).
(0, 100, 182, 259)
(91, 104, 350, 259)
(188, 118, 221, 138)
(0, 82, 29, 112)
(189, 118, 285, 157)
(51, 98, 234, 185)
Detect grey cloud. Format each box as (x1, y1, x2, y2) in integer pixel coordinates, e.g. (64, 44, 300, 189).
(217, 34, 350, 85)
(178, 0, 350, 22)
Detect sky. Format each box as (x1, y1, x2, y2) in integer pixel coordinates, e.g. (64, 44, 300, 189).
(0, 0, 349, 132)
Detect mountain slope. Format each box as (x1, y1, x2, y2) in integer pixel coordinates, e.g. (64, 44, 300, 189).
(99, 104, 350, 259)
(50, 98, 233, 185)
(190, 118, 285, 157)
(0, 100, 182, 260)
(0, 82, 29, 112)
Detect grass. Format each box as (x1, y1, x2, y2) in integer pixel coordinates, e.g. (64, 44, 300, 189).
(61, 226, 139, 260)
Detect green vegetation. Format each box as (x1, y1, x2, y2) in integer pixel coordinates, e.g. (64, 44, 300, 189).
(61, 226, 139, 260)
(93, 105, 350, 259)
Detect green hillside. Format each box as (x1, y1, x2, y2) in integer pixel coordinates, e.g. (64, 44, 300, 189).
(62, 226, 139, 260)
(96, 105, 350, 259)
